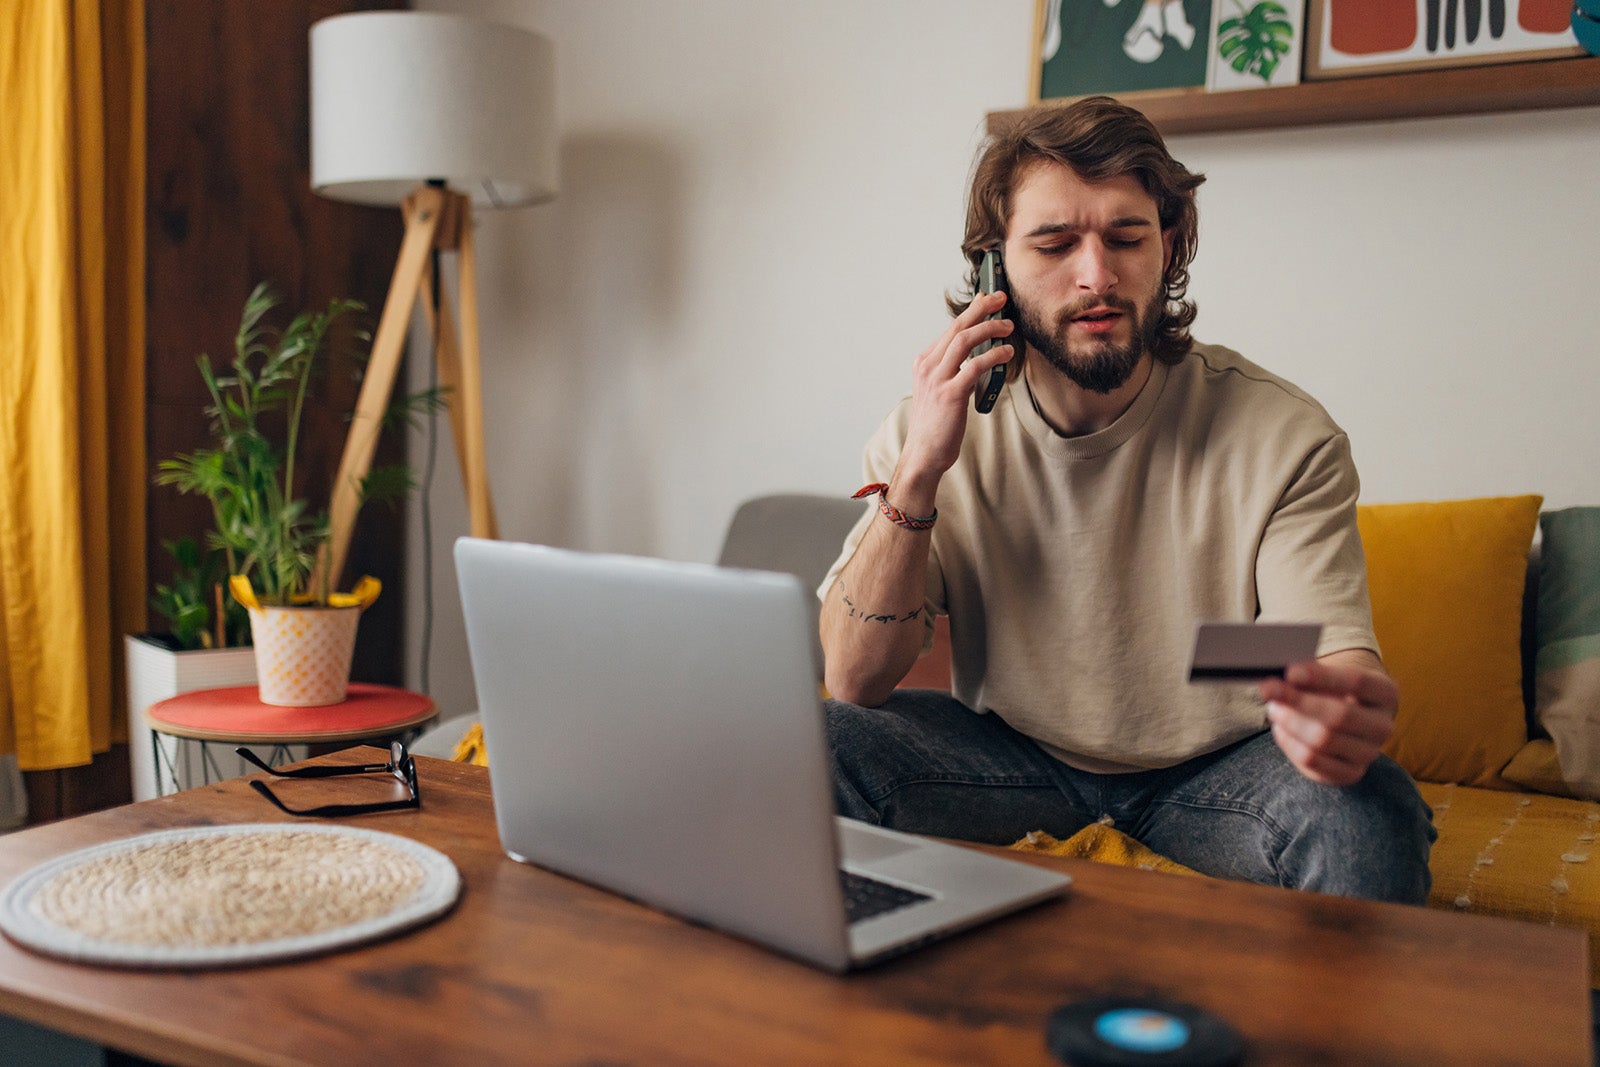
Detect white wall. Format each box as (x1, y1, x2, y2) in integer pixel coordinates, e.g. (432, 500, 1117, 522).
(408, 0, 1600, 717)
(1175, 113, 1600, 509)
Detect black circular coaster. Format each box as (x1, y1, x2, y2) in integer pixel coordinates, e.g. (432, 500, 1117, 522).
(1046, 997, 1245, 1067)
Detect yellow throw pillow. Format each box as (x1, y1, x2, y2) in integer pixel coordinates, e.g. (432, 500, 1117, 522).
(1358, 496, 1541, 789)
(1502, 738, 1568, 794)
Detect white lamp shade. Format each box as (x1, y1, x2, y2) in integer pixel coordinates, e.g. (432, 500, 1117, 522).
(310, 11, 557, 208)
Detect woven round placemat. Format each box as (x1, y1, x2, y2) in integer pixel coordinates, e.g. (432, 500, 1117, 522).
(0, 824, 459, 968)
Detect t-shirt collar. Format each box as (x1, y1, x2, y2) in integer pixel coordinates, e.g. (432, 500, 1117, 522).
(1010, 355, 1173, 459)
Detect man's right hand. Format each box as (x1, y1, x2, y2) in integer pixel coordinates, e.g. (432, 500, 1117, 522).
(891, 291, 1016, 512)
(819, 294, 1015, 706)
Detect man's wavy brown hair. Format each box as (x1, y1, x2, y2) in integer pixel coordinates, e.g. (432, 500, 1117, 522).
(949, 96, 1206, 366)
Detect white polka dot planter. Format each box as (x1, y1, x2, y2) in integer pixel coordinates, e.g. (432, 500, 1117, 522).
(247, 604, 363, 707)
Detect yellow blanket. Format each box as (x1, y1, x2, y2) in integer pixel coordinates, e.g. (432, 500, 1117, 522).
(1011, 823, 1201, 877)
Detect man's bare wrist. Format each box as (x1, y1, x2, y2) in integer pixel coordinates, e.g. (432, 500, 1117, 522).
(883, 467, 940, 517)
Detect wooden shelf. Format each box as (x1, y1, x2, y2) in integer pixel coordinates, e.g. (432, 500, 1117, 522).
(988, 54, 1600, 136)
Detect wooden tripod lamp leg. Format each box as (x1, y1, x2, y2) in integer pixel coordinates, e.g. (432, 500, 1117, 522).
(314, 186, 444, 593)
(420, 263, 499, 538)
(454, 203, 498, 540)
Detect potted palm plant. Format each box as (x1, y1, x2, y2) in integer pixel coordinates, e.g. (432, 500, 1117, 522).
(155, 282, 426, 707)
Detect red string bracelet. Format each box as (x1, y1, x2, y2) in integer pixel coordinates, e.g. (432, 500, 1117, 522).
(853, 483, 937, 531)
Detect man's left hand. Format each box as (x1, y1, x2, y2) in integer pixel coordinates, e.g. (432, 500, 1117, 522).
(1259, 649, 1398, 786)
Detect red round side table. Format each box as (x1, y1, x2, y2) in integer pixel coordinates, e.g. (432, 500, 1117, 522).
(145, 684, 437, 796)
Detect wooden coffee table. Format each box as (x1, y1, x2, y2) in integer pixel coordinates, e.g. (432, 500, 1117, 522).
(0, 751, 1587, 1065)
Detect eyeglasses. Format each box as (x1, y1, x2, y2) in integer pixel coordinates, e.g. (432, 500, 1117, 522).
(236, 740, 420, 817)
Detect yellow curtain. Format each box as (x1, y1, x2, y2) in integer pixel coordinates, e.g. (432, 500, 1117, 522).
(0, 1, 145, 770)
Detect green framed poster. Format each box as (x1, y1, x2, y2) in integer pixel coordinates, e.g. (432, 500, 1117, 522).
(1034, 0, 1216, 100)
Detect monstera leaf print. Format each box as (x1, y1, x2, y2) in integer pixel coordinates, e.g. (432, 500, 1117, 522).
(1217, 1, 1294, 81)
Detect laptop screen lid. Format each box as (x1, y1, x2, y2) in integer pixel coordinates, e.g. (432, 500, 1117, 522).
(455, 537, 854, 970)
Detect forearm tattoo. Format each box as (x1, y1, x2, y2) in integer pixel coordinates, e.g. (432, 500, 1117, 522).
(838, 582, 923, 625)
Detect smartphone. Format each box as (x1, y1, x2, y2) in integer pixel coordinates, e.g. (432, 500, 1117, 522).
(970, 249, 1013, 414)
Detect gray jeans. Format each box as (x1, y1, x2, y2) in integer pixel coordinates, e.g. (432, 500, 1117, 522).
(826, 689, 1436, 905)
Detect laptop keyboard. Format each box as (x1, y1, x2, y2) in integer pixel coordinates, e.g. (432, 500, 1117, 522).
(839, 869, 932, 924)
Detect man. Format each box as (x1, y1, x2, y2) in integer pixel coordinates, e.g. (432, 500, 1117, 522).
(817, 96, 1434, 903)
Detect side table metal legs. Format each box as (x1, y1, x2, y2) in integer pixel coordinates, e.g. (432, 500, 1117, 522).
(149, 731, 298, 796)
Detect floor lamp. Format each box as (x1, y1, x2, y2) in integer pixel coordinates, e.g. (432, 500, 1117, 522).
(307, 11, 557, 590)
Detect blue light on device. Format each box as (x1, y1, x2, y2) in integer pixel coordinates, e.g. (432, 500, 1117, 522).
(1095, 1008, 1192, 1053)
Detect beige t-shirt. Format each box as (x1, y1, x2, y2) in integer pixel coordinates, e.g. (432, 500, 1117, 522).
(820, 343, 1378, 773)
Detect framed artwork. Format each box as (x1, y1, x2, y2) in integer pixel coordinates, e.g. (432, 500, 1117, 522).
(1305, 0, 1583, 79)
(1207, 1, 1305, 91)
(1033, 0, 1216, 101)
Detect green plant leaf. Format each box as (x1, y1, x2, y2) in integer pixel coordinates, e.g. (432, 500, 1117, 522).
(148, 537, 249, 648)
(360, 464, 417, 510)
(381, 385, 451, 433)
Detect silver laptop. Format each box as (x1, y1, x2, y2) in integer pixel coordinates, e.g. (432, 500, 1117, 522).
(455, 537, 1071, 972)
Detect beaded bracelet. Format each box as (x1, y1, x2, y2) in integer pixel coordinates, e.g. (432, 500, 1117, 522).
(853, 483, 937, 531)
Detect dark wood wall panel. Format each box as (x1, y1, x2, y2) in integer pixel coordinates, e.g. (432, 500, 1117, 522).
(144, 0, 409, 681)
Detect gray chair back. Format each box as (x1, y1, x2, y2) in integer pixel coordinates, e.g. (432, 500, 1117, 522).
(716, 493, 864, 591)
(717, 494, 864, 679)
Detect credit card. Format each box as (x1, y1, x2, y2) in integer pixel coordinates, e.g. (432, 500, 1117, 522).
(1187, 622, 1322, 683)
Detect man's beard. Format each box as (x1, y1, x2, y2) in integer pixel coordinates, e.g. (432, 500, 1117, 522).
(1014, 289, 1164, 394)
